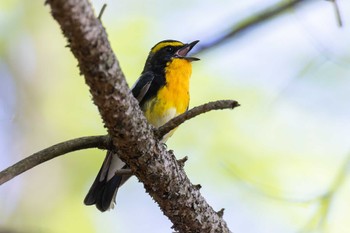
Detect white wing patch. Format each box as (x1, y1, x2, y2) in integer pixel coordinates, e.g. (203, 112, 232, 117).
(99, 152, 126, 182)
(107, 155, 126, 181)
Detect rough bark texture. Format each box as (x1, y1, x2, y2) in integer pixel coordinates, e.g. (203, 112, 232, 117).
(45, 0, 231, 232)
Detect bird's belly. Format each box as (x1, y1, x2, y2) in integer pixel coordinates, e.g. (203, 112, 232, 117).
(143, 89, 189, 141)
(146, 106, 177, 128)
(143, 94, 185, 126)
(145, 105, 179, 142)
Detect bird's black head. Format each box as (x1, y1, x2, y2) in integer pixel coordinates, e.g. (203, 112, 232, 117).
(142, 40, 199, 74)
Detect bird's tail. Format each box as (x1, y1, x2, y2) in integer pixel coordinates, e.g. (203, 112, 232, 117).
(84, 151, 131, 212)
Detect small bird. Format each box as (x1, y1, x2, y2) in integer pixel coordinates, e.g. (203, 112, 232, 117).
(84, 40, 200, 212)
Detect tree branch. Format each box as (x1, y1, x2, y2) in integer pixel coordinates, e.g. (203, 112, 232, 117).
(156, 100, 239, 139)
(115, 168, 132, 176)
(328, 0, 343, 27)
(0, 135, 111, 185)
(0, 100, 238, 187)
(97, 3, 107, 21)
(194, 0, 313, 54)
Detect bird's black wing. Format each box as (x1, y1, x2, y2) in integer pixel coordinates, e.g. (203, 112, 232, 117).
(131, 71, 166, 107)
(131, 71, 154, 104)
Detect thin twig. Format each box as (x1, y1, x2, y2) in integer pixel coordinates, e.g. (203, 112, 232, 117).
(330, 0, 343, 27)
(194, 0, 312, 54)
(177, 156, 188, 168)
(217, 208, 225, 218)
(115, 168, 132, 176)
(0, 135, 111, 185)
(97, 3, 107, 21)
(156, 100, 240, 139)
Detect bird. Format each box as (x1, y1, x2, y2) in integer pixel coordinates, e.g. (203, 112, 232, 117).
(84, 39, 200, 212)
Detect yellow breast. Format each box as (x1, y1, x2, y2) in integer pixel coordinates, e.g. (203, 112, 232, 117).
(143, 58, 192, 129)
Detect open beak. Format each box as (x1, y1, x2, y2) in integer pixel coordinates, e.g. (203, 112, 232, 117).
(175, 40, 200, 61)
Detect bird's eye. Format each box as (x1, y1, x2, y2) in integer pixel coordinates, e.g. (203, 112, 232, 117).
(166, 47, 175, 53)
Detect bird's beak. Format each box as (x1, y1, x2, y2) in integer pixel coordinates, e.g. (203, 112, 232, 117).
(175, 40, 200, 61)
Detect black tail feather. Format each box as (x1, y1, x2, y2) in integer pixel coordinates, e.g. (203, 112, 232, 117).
(95, 175, 123, 211)
(84, 152, 130, 212)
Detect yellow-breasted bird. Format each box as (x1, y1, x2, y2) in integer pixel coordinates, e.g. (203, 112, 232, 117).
(84, 40, 200, 212)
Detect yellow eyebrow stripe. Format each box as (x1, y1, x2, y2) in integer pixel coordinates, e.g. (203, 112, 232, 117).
(151, 41, 184, 54)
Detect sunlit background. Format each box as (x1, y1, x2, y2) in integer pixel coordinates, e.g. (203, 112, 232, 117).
(1, 0, 350, 232)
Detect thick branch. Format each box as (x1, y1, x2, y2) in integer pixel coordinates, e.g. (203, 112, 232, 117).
(0, 135, 110, 185)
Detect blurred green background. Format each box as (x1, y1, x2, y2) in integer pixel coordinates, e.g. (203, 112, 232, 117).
(1, 0, 350, 232)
